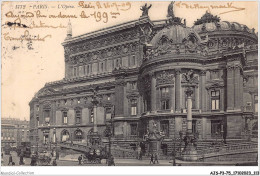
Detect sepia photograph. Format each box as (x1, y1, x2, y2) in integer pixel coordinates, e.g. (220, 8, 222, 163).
(1, 0, 259, 175)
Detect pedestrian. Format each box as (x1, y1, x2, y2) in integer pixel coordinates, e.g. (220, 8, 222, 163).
(19, 154, 24, 165)
(78, 155, 82, 165)
(8, 154, 13, 165)
(110, 155, 115, 166)
(154, 153, 159, 164)
(139, 151, 142, 160)
(149, 153, 154, 164)
(52, 158, 57, 166)
(1, 153, 4, 165)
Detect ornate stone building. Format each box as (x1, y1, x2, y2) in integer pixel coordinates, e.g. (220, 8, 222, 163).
(29, 6, 258, 154)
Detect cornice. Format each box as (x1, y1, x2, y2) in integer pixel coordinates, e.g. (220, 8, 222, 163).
(62, 18, 152, 46)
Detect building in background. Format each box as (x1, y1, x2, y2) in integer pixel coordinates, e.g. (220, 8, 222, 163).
(1, 118, 30, 150)
(29, 4, 258, 155)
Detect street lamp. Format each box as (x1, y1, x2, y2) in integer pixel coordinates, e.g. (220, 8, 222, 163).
(172, 137, 176, 166)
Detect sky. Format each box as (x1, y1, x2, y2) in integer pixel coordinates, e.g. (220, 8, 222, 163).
(1, 1, 258, 120)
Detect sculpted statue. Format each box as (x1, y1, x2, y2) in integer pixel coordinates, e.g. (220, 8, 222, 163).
(140, 3, 152, 17)
(167, 1, 175, 18)
(182, 69, 196, 83)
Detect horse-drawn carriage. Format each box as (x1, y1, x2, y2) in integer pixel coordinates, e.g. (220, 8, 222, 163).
(32, 151, 52, 166)
(82, 146, 108, 164)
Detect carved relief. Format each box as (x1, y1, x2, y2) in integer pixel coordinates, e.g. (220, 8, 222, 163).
(156, 71, 174, 86)
(182, 69, 199, 84)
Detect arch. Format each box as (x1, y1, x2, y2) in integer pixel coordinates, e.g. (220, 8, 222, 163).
(61, 129, 70, 142)
(74, 129, 83, 141)
(88, 128, 94, 135)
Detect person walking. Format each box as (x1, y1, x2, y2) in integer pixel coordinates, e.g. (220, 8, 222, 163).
(1, 153, 4, 165)
(78, 155, 82, 165)
(19, 154, 24, 165)
(154, 153, 159, 164)
(149, 153, 154, 164)
(110, 155, 115, 166)
(8, 154, 13, 165)
(52, 158, 57, 166)
(139, 151, 142, 160)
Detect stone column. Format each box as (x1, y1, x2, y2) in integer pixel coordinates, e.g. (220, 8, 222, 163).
(199, 71, 206, 112)
(175, 69, 181, 112)
(227, 66, 235, 110)
(195, 86, 199, 110)
(170, 86, 175, 112)
(186, 88, 193, 134)
(182, 87, 198, 161)
(234, 64, 242, 110)
(93, 104, 98, 133)
(151, 73, 156, 112)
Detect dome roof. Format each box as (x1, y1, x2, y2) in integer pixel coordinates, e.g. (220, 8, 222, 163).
(193, 21, 255, 34)
(192, 12, 256, 35)
(151, 25, 200, 47)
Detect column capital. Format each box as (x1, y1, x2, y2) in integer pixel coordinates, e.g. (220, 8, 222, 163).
(185, 87, 193, 97)
(175, 69, 181, 75)
(149, 72, 156, 78)
(199, 70, 206, 76)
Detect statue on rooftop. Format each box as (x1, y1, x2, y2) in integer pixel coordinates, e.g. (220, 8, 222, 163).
(167, 1, 175, 18)
(140, 3, 152, 17)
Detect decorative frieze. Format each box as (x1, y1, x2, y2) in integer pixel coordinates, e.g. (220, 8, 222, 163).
(156, 71, 174, 86)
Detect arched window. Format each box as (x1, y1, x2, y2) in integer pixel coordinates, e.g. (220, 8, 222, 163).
(61, 130, 70, 142)
(74, 129, 83, 141)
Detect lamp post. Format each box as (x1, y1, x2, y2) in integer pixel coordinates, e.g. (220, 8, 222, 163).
(172, 137, 176, 166)
(181, 86, 198, 161)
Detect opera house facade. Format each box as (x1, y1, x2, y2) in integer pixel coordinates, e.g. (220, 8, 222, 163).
(29, 6, 258, 156)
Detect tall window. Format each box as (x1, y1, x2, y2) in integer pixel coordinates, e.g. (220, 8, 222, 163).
(211, 90, 220, 110)
(75, 110, 81, 124)
(116, 59, 119, 67)
(90, 108, 94, 123)
(210, 70, 220, 80)
(130, 123, 138, 136)
(160, 87, 170, 110)
(74, 130, 83, 141)
(73, 67, 78, 77)
(211, 120, 221, 135)
(131, 55, 136, 67)
(37, 116, 39, 126)
(44, 110, 50, 124)
(192, 120, 196, 134)
(83, 65, 86, 75)
(63, 111, 68, 124)
(100, 62, 104, 72)
(131, 99, 137, 116)
(160, 120, 169, 137)
(43, 135, 48, 144)
(105, 107, 112, 120)
(130, 82, 137, 90)
(161, 100, 170, 110)
(61, 130, 70, 142)
(87, 65, 90, 74)
(254, 95, 258, 113)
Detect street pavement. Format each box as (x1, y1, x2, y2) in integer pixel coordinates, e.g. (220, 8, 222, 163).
(1, 151, 174, 166)
(2, 151, 253, 166)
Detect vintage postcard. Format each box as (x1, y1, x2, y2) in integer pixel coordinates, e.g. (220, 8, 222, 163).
(1, 0, 259, 175)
